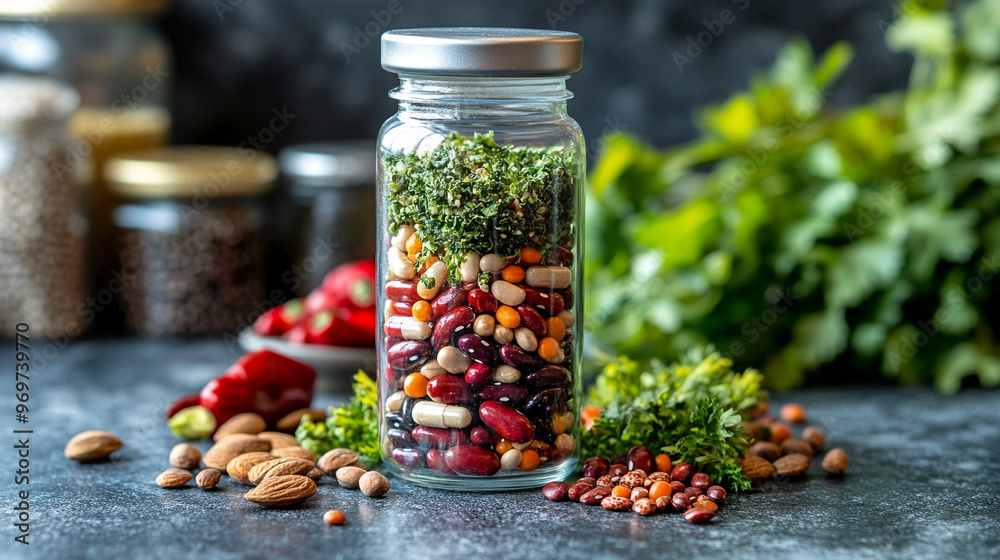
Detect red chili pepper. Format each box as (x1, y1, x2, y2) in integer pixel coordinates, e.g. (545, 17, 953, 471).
(199, 350, 316, 427)
(165, 393, 201, 420)
(254, 299, 305, 336)
(320, 259, 377, 310)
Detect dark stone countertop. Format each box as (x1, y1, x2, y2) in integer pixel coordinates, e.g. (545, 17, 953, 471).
(3, 339, 999, 560)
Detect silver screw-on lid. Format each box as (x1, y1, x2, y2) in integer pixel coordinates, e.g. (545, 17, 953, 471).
(279, 141, 375, 187)
(381, 28, 583, 76)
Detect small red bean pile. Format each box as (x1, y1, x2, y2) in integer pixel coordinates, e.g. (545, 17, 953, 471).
(541, 445, 725, 524)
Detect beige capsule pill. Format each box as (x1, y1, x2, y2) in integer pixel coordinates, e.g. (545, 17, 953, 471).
(411, 401, 472, 429)
(526, 266, 572, 289)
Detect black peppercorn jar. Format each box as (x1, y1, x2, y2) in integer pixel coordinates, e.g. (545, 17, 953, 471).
(377, 28, 585, 490)
(105, 147, 277, 336)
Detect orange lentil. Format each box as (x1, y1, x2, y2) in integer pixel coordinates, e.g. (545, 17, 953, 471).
(519, 247, 542, 265)
(537, 337, 560, 361)
(519, 449, 540, 471)
(418, 255, 439, 275)
(780, 403, 807, 424)
(411, 300, 432, 322)
(403, 372, 429, 398)
(648, 481, 672, 501)
(405, 232, 422, 259)
(496, 306, 521, 329)
(500, 265, 526, 284)
(495, 439, 513, 456)
(323, 510, 346, 525)
(769, 423, 791, 445)
(545, 317, 566, 341)
(655, 453, 673, 473)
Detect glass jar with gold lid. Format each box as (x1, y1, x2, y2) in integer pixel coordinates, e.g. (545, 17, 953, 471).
(104, 147, 277, 337)
(0, 0, 173, 313)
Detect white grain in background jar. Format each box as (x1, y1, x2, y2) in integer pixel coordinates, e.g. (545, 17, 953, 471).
(0, 75, 90, 337)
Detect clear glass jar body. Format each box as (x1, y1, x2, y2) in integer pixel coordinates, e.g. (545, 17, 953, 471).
(0, 116, 89, 338)
(112, 197, 266, 336)
(377, 76, 585, 490)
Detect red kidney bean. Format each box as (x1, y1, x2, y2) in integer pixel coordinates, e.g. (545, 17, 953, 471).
(671, 492, 690, 512)
(556, 288, 573, 310)
(684, 486, 702, 498)
(524, 387, 566, 415)
(628, 447, 655, 473)
(568, 480, 594, 502)
(670, 462, 693, 483)
(536, 441, 559, 462)
(393, 301, 413, 316)
(579, 485, 612, 506)
(387, 428, 415, 448)
(445, 445, 500, 476)
(611, 454, 628, 466)
(669, 481, 686, 494)
(425, 448, 454, 474)
(386, 280, 421, 303)
(706, 486, 727, 502)
(542, 481, 569, 501)
(426, 375, 475, 404)
(526, 365, 571, 388)
(479, 400, 534, 444)
(515, 305, 547, 337)
(499, 344, 543, 369)
(469, 426, 498, 447)
(391, 447, 424, 468)
(609, 463, 628, 477)
(464, 363, 493, 386)
(577, 476, 597, 487)
(431, 306, 475, 348)
(411, 425, 469, 448)
(457, 333, 497, 365)
(522, 287, 565, 317)
(478, 383, 529, 403)
(468, 289, 498, 313)
(582, 456, 610, 479)
(387, 340, 432, 370)
(684, 508, 715, 524)
(431, 284, 471, 319)
(553, 246, 574, 266)
(690, 473, 712, 489)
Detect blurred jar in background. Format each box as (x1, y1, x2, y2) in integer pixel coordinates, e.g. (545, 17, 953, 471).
(104, 147, 276, 336)
(0, 0, 172, 315)
(0, 76, 89, 337)
(278, 142, 376, 295)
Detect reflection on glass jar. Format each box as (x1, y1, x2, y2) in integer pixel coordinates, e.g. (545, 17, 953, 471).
(105, 147, 277, 336)
(0, 76, 89, 337)
(376, 28, 585, 490)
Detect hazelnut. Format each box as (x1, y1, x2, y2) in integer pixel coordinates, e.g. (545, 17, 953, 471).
(358, 471, 391, 497)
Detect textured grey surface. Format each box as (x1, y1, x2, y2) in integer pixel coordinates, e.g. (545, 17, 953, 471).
(2, 339, 999, 560)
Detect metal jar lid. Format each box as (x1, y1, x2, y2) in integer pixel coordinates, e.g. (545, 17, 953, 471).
(279, 141, 375, 187)
(105, 146, 277, 198)
(381, 27, 583, 76)
(0, 0, 167, 17)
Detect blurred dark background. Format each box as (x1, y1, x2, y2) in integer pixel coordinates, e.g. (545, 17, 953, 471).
(162, 0, 912, 151)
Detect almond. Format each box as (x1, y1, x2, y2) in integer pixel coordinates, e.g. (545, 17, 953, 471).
(64, 430, 123, 462)
(196, 468, 221, 489)
(169, 443, 201, 469)
(821, 448, 849, 476)
(780, 437, 814, 457)
(335, 466, 367, 489)
(156, 468, 192, 488)
(772, 453, 811, 477)
(803, 426, 826, 451)
(248, 458, 315, 485)
(741, 455, 775, 483)
(304, 467, 325, 481)
(213, 413, 266, 441)
(747, 441, 781, 462)
(317, 448, 359, 475)
(257, 431, 300, 450)
(272, 446, 316, 462)
(226, 451, 278, 485)
(243, 474, 316, 507)
(276, 407, 327, 433)
(203, 434, 271, 471)
(358, 471, 390, 497)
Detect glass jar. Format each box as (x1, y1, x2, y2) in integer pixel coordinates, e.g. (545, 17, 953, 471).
(0, 0, 173, 315)
(278, 141, 376, 295)
(104, 147, 277, 336)
(0, 75, 89, 338)
(377, 28, 585, 490)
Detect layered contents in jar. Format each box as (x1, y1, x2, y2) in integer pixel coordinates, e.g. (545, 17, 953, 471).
(380, 132, 579, 477)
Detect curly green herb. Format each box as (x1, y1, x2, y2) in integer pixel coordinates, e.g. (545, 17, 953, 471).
(296, 371, 380, 468)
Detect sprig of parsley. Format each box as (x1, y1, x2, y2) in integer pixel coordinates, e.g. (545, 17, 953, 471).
(582, 350, 765, 490)
(296, 371, 381, 468)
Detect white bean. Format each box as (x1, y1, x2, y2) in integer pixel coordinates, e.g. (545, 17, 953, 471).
(387, 248, 415, 279)
(390, 225, 415, 251)
(460, 251, 480, 283)
(514, 327, 537, 352)
(416, 260, 448, 299)
(491, 280, 525, 306)
(479, 253, 507, 272)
